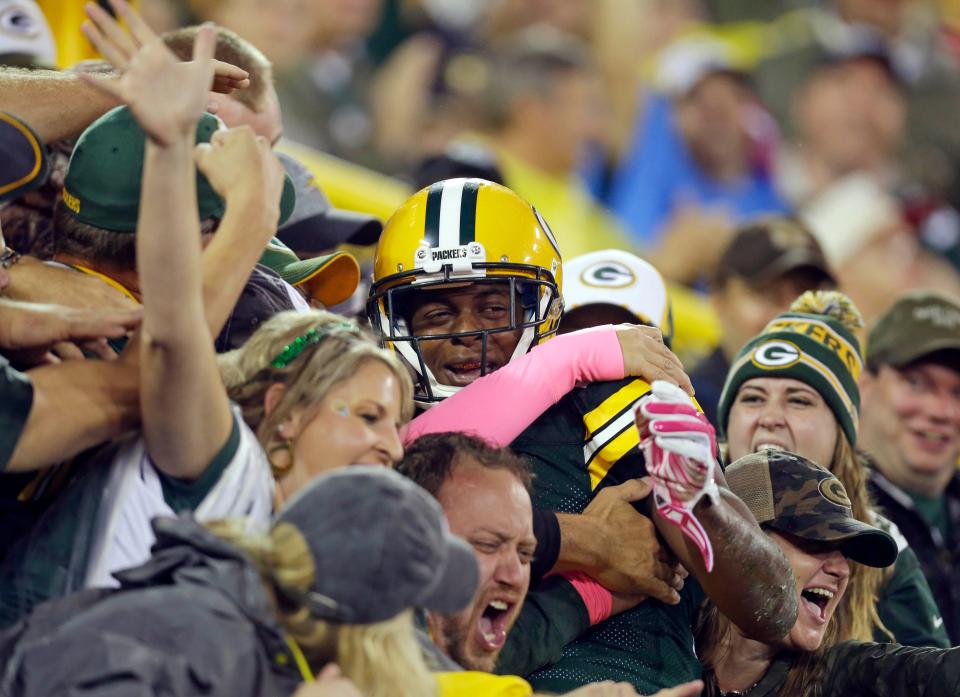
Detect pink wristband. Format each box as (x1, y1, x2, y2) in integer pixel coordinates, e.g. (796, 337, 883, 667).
(560, 571, 613, 626)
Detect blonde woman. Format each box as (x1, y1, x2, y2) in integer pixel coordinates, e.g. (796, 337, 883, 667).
(717, 290, 949, 648)
(0, 467, 477, 697)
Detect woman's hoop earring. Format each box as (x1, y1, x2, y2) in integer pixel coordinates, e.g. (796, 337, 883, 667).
(268, 439, 295, 477)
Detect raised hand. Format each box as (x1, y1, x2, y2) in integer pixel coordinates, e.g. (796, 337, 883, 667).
(79, 14, 217, 146)
(193, 126, 286, 233)
(580, 478, 685, 603)
(615, 325, 693, 397)
(81, 0, 249, 95)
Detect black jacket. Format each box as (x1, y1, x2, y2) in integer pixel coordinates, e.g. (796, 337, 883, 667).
(868, 467, 960, 645)
(705, 641, 960, 697)
(0, 516, 303, 697)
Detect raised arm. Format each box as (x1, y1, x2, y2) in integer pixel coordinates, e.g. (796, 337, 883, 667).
(0, 0, 249, 144)
(404, 325, 692, 446)
(126, 29, 232, 479)
(0, 67, 118, 143)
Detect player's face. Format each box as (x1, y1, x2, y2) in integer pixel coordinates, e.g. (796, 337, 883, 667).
(409, 282, 524, 388)
(727, 377, 838, 468)
(770, 532, 849, 653)
(275, 360, 404, 502)
(428, 462, 535, 672)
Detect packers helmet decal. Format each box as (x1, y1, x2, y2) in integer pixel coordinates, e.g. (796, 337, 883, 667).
(368, 178, 563, 405)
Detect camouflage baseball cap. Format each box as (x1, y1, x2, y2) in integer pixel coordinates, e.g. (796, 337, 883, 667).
(867, 291, 960, 370)
(725, 450, 898, 568)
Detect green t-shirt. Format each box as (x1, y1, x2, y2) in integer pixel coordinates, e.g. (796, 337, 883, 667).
(874, 518, 951, 648)
(508, 378, 706, 694)
(910, 491, 953, 548)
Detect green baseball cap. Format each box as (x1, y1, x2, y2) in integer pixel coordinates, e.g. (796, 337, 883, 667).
(726, 449, 898, 568)
(259, 237, 360, 307)
(61, 106, 295, 233)
(867, 291, 960, 370)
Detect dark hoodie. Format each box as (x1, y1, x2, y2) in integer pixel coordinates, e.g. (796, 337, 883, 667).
(0, 516, 303, 697)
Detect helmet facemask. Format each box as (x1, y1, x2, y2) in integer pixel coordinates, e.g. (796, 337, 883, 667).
(369, 266, 561, 407)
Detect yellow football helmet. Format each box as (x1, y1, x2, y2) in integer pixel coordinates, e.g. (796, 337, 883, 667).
(367, 178, 564, 404)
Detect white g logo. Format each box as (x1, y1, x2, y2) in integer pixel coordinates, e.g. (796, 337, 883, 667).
(752, 340, 801, 369)
(580, 261, 636, 289)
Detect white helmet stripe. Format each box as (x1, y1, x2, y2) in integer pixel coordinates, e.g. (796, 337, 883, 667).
(438, 178, 467, 249)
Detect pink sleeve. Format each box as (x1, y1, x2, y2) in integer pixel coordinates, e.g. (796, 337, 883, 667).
(402, 326, 624, 447)
(560, 571, 613, 626)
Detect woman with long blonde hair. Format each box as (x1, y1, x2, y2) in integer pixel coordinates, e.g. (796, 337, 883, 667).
(0, 467, 477, 697)
(717, 290, 948, 648)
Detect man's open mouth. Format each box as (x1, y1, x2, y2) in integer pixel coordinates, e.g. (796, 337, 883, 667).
(475, 599, 514, 651)
(443, 361, 501, 386)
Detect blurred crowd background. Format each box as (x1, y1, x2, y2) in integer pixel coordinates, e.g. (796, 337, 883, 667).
(8, 0, 960, 368)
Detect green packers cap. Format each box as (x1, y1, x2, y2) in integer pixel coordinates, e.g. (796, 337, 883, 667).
(0, 111, 49, 202)
(61, 106, 295, 232)
(259, 237, 360, 307)
(718, 291, 863, 446)
(867, 291, 960, 370)
(726, 450, 898, 568)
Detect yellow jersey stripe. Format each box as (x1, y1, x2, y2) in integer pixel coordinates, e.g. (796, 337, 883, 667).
(588, 424, 641, 490)
(582, 379, 652, 439)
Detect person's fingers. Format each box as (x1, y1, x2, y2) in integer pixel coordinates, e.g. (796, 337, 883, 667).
(599, 478, 652, 503)
(76, 71, 126, 103)
(80, 21, 129, 70)
(652, 680, 704, 697)
(108, 0, 159, 47)
(84, 1, 138, 58)
(192, 22, 217, 66)
(193, 142, 214, 169)
(206, 100, 220, 114)
(65, 311, 140, 339)
(82, 338, 119, 361)
(40, 351, 61, 366)
(52, 341, 86, 361)
(649, 419, 712, 437)
(210, 58, 250, 83)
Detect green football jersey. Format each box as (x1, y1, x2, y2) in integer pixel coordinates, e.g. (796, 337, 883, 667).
(510, 378, 705, 694)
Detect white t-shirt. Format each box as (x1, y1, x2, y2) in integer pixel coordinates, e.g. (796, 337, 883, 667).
(84, 405, 274, 588)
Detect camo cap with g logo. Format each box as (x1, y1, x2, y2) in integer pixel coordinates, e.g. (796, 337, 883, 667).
(725, 449, 898, 568)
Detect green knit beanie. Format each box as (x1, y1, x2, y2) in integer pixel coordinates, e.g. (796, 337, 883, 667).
(717, 291, 864, 446)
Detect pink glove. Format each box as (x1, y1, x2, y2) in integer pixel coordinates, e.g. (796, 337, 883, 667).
(636, 381, 720, 572)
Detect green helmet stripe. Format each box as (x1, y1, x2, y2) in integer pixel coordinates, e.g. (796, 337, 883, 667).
(424, 181, 443, 248)
(459, 179, 479, 246)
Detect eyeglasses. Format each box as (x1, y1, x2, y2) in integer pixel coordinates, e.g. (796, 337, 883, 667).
(0, 247, 20, 270)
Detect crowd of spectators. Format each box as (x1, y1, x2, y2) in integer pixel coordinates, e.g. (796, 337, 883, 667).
(1, 0, 960, 695)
